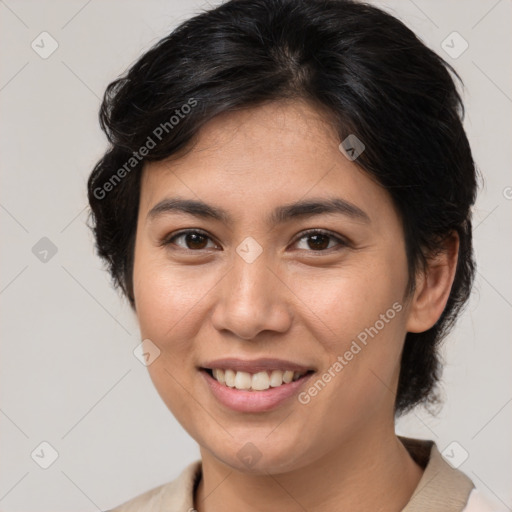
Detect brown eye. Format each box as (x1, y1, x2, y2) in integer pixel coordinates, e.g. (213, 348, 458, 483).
(164, 230, 217, 251)
(306, 233, 330, 250)
(294, 229, 347, 252)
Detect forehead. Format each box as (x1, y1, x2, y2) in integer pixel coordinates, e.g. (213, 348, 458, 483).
(138, 100, 397, 226)
(196, 99, 337, 147)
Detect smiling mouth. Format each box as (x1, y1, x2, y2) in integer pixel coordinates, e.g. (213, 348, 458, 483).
(201, 368, 315, 391)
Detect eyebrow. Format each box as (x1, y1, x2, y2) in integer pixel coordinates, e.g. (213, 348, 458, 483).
(147, 196, 371, 225)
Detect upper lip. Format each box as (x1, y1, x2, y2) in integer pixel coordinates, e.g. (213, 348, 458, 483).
(200, 358, 315, 373)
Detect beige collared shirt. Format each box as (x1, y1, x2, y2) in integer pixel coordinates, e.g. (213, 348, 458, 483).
(106, 436, 501, 511)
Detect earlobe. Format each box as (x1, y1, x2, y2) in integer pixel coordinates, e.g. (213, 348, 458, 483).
(405, 232, 460, 333)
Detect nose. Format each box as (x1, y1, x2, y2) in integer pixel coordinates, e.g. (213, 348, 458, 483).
(210, 251, 293, 341)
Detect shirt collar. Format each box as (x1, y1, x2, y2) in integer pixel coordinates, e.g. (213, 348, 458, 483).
(144, 436, 475, 511)
(399, 436, 475, 511)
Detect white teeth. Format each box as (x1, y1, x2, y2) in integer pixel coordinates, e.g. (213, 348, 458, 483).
(282, 370, 294, 383)
(209, 368, 308, 390)
(234, 371, 252, 390)
(269, 370, 283, 387)
(251, 371, 270, 390)
(212, 368, 225, 384)
(224, 369, 236, 387)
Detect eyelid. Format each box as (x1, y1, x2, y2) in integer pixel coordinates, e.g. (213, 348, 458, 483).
(161, 228, 349, 252)
(160, 228, 219, 249)
(291, 228, 349, 252)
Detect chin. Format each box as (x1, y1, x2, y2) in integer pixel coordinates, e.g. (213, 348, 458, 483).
(202, 434, 314, 475)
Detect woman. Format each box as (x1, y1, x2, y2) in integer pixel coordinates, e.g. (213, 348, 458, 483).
(87, 0, 501, 510)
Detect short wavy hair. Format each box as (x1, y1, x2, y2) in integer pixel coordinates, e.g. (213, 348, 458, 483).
(87, 0, 478, 416)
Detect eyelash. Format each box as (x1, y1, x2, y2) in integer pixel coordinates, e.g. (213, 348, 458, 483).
(161, 228, 349, 253)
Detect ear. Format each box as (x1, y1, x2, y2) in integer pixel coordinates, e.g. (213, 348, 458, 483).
(405, 231, 459, 333)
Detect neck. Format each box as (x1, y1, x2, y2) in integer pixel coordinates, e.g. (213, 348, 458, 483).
(194, 427, 424, 512)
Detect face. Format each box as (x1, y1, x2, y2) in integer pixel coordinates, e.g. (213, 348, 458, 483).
(132, 100, 413, 474)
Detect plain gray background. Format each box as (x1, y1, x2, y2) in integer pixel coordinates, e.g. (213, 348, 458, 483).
(0, 0, 510, 510)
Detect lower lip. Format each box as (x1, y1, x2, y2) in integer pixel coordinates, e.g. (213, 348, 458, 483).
(200, 369, 314, 413)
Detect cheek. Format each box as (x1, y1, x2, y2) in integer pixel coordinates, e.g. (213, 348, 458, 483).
(133, 251, 217, 343)
(289, 260, 407, 346)
(132, 256, 211, 417)
(291, 259, 408, 409)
